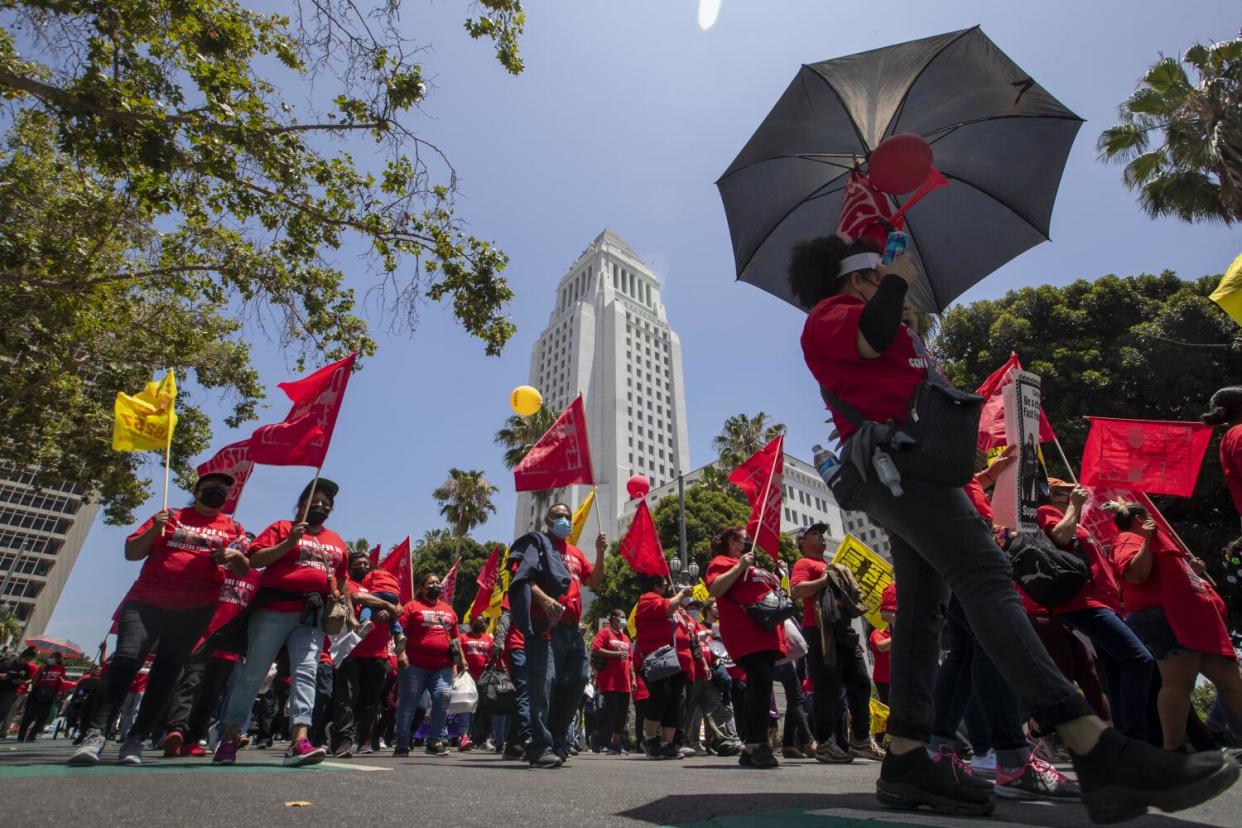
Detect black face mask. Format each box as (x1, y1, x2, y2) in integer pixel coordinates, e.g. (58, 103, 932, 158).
(349, 564, 368, 581)
(425, 586, 443, 601)
(198, 487, 229, 509)
(305, 505, 331, 526)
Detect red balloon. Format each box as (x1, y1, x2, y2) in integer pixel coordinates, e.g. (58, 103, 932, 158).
(626, 474, 651, 500)
(868, 133, 933, 195)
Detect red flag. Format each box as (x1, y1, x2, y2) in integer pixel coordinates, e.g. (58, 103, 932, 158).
(514, 395, 594, 492)
(469, 545, 503, 621)
(249, 352, 357, 467)
(377, 536, 413, 604)
(442, 557, 461, 606)
(975, 353, 1056, 451)
(196, 439, 255, 514)
(618, 500, 670, 577)
(836, 169, 895, 249)
(1080, 418, 1212, 497)
(728, 434, 784, 560)
(368, 543, 380, 568)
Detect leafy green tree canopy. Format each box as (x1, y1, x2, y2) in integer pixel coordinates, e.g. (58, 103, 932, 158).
(0, 1, 525, 521)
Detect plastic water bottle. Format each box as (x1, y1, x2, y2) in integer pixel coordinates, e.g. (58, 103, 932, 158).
(872, 448, 904, 497)
(882, 230, 908, 265)
(812, 444, 841, 486)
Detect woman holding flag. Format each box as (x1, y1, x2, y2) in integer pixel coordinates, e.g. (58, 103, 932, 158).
(69, 472, 250, 766)
(212, 479, 349, 768)
(790, 236, 1238, 820)
(1104, 501, 1242, 752)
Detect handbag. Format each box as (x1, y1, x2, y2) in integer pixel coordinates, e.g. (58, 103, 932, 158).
(821, 378, 983, 489)
(776, 619, 808, 665)
(476, 664, 517, 716)
(730, 589, 798, 630)
(1007, 530, 1091, 609)
(641, 644, 682, 683)
(321, 571, 348, 635)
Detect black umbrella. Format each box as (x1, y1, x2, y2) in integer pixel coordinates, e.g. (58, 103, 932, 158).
(716, 27, 1083, 313)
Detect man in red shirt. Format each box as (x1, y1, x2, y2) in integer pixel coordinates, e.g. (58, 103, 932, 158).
(0, 646, 38, 739)
(508, 502, 606, 768)
(20, 652, 68, 741)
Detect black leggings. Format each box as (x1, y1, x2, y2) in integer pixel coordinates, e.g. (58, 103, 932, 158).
(89, 600, 215, 739)
(601, 691, 630, 743)
(736, 650, 778, 747)
(776, 662, 814, 747)
(644, 672, 687, 729)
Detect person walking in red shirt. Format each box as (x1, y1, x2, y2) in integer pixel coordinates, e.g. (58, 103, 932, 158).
(394, 570, 465, 757)
(791, 235, 1237, 819)
(213, 478, 348, 769)
(69, 471, 249, 766)
(1106, 501, 1242, 751)
(0, 646, 37, 739)
(458, 616, 494, 751)
(1203, 387, 1242, 533)
(706, 525, 787, 769)
(19, 652, 68, 741)
(592, 609, 633, 754)
(634, 575, 695, 759)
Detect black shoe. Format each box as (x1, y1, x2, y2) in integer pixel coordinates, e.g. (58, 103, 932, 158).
(738, 749, 754, 768)
(503, 745, 525, 761)
(877, 747, 996, 816)
(425, 741, 448, 756)
(749, 743, 780, 769)
(934, 746, 995, 792)
(529, 748, 563, 769)
(641, 736, 662, 759)
(660, 742, 682, 760)
(1070, 728, 1240, 824)
(392, 746, 409, 758)
(606, 747, 622, 756)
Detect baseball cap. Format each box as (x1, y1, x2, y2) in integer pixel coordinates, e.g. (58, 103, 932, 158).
(795, 522, 829, 542)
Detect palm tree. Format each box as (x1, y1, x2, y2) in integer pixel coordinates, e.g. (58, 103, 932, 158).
(494, 407, 559, 523)
(712, 412, 786, 471)
(433, 468, 498, 560)
(1098, 35, 1242, 224)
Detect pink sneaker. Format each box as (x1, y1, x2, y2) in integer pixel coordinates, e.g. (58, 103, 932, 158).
(283, 737, 327, 767)
(458, 735, 474, 752)
(212, 738, 239, 766)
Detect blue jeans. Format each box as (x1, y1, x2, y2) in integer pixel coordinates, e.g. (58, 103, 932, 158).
(395, 665, 451, 748)
(1062, 607, 1154, 740)
(525, 620, 589, 757)
(223, 609, 322, 730)
(505, 647, 531, 750)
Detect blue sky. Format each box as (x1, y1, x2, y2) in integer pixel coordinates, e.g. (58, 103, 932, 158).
(45, 0, 1241, 647)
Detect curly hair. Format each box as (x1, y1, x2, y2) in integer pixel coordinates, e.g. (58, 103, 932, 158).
(710, 525, 747, 556)
(787, 235, 882, 310)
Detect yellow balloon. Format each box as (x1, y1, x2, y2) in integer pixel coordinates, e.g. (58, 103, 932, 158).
(510, 385, 543, 417)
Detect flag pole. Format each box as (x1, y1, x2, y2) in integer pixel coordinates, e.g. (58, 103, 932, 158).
(299, 467, 322, 524)
(592, 486, 604, 536)
(1052, 436, 1079, 485)
(747, 435, 783, 560)
(161, 425, 173, 512)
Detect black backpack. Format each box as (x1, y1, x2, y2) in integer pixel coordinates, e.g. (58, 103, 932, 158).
(1006, 531, 1091, 609)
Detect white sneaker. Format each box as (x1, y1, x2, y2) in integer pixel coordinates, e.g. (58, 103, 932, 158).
(970, 749, 997, 778)
(118, 736, 144, 765)
(68, 731, 105, 765)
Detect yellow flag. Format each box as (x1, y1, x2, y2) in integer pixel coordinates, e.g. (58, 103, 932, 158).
(112, 370, 178, 452)
(830, 533, 895, 631)
(627, 600, 638, 638)
(482, 570, 510, 635)
(1211, 253, 1242, 326)
(691, 581, 710, 604)
(568, 487, 597, 545)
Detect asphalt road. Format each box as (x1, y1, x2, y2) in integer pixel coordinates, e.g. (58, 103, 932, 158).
(1, 738, 1240, 828)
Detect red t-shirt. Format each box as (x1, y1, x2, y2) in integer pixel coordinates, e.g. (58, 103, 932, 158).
(869, 629, 892, 684)
(1036, 505, 1122, 615)
(1113, 530, 1165, 613)
(251, 521, 348, 612)
(691, 619, 713, 682)
(462, 631, 494, 679)
(705, 555, 786, 660)
(347, 578, 395, 660)
(592, 627, 633, 693)
(963, 478, 993, 523)
(530, 539, 593, 623)
(362, 568, 401, 597)
(1159, 554, 1234, 657)
(33, 663, 67, 696)
(400, 599, 459, 671)
(124, 508, 248, 609)
(635, 591, 694, 674)
(1221, 424, 1242, 519)
(631, 665, 649, 701)
(801, 294, 933, 439)
(789, 556, 827, 628)
(880, 582, 897, 614)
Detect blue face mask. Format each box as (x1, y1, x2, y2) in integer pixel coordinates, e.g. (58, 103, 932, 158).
(550, 516, 572, 538)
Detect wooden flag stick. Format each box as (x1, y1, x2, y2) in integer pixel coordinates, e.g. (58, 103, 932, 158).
(161, 426, 173, 511)
(592, 486, 604, 538)
(299, 467, 322, 524)
(1052, 436, 1079, 485)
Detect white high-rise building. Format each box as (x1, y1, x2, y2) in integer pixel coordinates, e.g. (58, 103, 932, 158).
(514, 230, 690, 544)
(0, 466, 99, 639)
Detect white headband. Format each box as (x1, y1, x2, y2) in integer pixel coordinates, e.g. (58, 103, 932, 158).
(838, 252, 882, 278)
